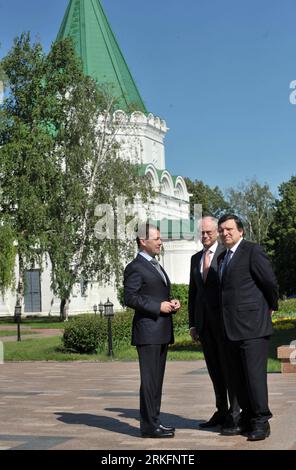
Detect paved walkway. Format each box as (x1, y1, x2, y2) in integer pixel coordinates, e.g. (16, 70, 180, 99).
(0, 326, 63, 342)
(0, 360, 295, 450)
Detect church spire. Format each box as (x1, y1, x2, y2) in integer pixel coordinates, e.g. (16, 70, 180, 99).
(57, 0, 147, 113)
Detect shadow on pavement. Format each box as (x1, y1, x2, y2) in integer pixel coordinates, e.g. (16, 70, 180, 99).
(55, 412, 139, 438)
(105, 407, 221, 434)
(55, 408, 222, 437)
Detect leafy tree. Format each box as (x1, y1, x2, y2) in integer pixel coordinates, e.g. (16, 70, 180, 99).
(0, 33, 150, 319)
(226, 178, 275, 245)
(0, 224, 16, 297)
(184, 178, 229, 218)
(44, 40, 149, 320)
(0, 33, 57, 311)
(0, 62, 6, 104)
(268, 176, 296, 296)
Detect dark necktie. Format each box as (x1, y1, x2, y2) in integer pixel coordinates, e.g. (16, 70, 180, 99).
(220, 249, 232, 278)
(150, 258, 167, 285)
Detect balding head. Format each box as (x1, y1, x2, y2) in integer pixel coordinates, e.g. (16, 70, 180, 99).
(200, 216, 218, 249)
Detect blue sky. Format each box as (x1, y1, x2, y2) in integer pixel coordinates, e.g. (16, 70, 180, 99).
(1, 0, 295, 196)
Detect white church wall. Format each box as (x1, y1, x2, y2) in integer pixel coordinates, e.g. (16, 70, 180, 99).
(161, 240, 202, 284)
(113, 111, 167, 170)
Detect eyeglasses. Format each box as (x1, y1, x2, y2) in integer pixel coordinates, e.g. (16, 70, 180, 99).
(201, 231, 214, 236)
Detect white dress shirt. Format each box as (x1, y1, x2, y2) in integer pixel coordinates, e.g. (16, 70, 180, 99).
(227, 237, 243, 262)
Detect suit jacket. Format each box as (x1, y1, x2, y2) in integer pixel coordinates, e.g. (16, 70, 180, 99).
(188, 244, 225, 335)
(218, 239, 279, 341)
(124, 254, 174, 346)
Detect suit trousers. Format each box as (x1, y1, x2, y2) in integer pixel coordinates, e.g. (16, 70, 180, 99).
(225, 336, 272, 425)
(136, 343, 168, 433)
(200, 315, 240, 423)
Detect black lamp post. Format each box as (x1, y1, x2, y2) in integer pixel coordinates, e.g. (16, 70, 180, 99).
(14, 304, 22, 342)
(104, 298, 114, 357)
(98, 301, 104, 318)
(93, 304, 98, 315)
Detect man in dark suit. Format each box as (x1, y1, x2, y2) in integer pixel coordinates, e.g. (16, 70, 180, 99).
(188, 216, 240, 429)
(124, 223, 180, 438)
(218, 214, 279, 441)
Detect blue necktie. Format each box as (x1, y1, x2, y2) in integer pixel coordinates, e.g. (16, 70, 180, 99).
(220, 249, 232, 278)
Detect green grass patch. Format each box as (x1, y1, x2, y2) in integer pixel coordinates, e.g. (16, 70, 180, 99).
(267, 358, 280, 373)
(3, 336, 108, 362)
(0, 316, 64, 329)
(2, 318, 295, 375)
(2, 335, 283, 372)
(277, 298, 296, 314)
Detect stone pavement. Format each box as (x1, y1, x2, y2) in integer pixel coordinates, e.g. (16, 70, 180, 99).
(0, 360, 295, 450)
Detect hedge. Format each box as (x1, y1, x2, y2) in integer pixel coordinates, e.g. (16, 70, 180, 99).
(62, 299, 296, 354)
(63, 314, 107, 353)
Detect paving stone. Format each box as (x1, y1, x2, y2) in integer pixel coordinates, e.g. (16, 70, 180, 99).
(0, 361, 295, 450)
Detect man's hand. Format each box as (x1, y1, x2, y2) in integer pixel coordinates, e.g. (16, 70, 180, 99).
(170, 299, 181, 311)
(189, 327, 199, 342)
(160, 301, 174, 313)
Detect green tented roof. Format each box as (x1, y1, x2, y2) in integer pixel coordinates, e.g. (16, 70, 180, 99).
(57, 0, 147, 113)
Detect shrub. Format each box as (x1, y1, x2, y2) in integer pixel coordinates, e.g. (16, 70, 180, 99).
(273, 320, 296, 331)
(117, 286, 124, 307)
(62, 301, 190, 354)
(63, 314, 106, 353)
(172, 305, 189, 336)
(170, 284, 189, 306)
(111, 309, 134, 348)
(278, 299, 296, 314)
(118, 284, 190, 308)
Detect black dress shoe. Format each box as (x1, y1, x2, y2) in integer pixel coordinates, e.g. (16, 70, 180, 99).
(159, 423, 176, 432)
(220, 422, 250, 436)
(199, 411, 226, 428)
(247, 422, 270, 441)
(141, 427, 175, 438)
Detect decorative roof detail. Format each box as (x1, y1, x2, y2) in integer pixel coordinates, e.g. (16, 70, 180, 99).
(138, 163, 189, 202)
(112, 110, 167, 132)
(57, 0, 147, 113)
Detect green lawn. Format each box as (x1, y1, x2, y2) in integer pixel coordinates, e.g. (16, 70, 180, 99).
(3, 337, 103, 361)
(3, 325, 295, 373)
(0, 317, 64, 329)
(1, 311, 295, 374)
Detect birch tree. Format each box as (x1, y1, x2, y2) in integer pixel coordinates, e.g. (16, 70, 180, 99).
(0, 34, 149, 319)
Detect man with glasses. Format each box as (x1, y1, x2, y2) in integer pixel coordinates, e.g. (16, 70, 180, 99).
(188, 216, 240, 429)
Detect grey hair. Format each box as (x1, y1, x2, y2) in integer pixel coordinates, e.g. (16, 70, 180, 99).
(201, 216, 218, 229)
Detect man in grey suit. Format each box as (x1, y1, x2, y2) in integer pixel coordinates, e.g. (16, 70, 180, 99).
(188, 216, 240, 428)
(124, 223, 180, 438)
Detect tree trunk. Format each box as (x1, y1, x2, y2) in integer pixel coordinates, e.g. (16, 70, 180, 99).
(60, 298, 70, 322)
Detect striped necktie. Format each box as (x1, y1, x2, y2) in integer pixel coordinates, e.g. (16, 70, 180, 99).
(150, 258, 167, 285)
